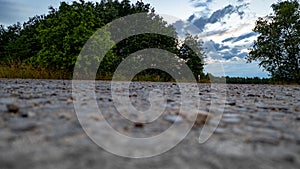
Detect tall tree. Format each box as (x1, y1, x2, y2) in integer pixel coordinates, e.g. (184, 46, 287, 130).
(0, 23, 22, 62)
(6, 16, 44, 62)
(35, 1, 104, 71)
(247, 0, 300, 83)
(0, 25, 8, 61)
(179, 34, 205, 79)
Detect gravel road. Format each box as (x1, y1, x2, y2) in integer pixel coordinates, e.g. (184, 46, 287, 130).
(0, 79, 299, 169)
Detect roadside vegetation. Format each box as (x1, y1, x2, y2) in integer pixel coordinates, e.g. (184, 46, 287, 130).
(0, 0, 299, 84)
(0, 0, 205, 81)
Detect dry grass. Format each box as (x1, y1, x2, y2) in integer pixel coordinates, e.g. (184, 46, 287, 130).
(0, 62, 71, 79)
(0, 63, 215, 82)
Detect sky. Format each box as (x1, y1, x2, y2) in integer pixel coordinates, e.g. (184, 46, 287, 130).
(0, 0, 278, 78)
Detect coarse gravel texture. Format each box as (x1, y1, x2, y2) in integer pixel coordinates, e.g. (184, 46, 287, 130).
(0, 79, 299, 169)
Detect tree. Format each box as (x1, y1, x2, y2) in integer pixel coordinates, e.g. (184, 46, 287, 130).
(247, 0, 300, 83)
(0, 25, 8, 61)
(0, 23, 22, 62)
(34, 1, 105, 71)
(179, 34, 205, 79)
(34, 0, 156, 72)
(7, 16, 44, 62)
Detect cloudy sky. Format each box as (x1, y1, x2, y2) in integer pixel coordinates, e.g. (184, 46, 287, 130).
(0, 0, 278, 77)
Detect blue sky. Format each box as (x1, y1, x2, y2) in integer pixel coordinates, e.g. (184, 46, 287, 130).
(130, 0, 275, 20)
(0, 0, 278, 78)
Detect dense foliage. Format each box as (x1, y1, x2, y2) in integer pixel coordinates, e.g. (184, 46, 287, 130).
(247, 0, 300, 84)
(0, 0, 205, 81)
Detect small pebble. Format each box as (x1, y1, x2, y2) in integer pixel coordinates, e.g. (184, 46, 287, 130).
(195, 113, 210, 126)
(134, 122, 144, 128)
(247, 94, 260, 97)
(6, 103, 19, 113)
(67, 99, 73, 104)
(19, 110, 35, 118)
(226, 102, 236, 106)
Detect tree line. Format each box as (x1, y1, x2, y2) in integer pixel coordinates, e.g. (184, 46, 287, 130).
(200, 74, 271, 84)
(0, 0, 299, 84)
(0, 0, 205, 81)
